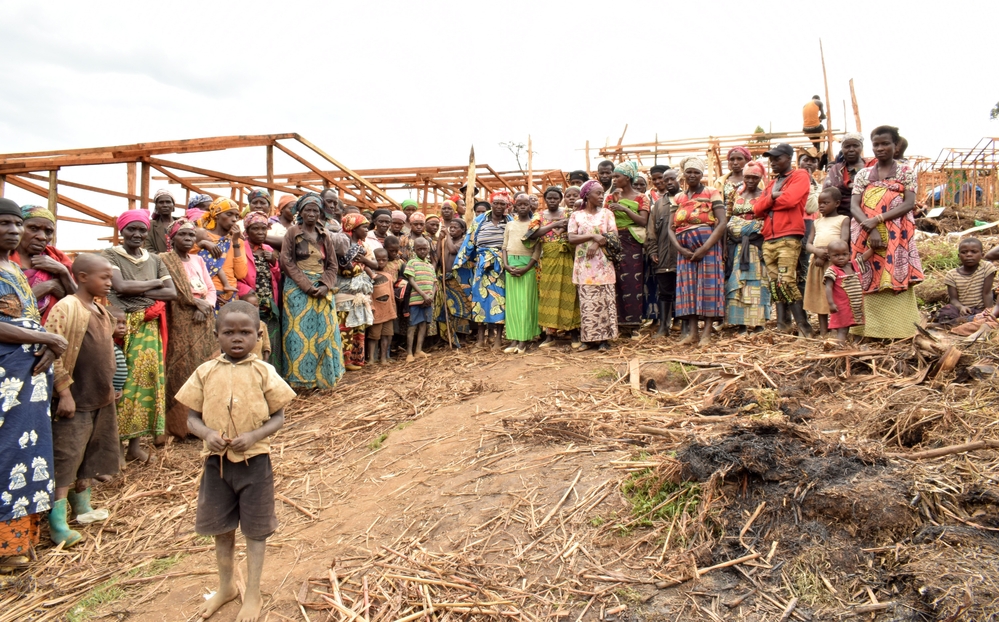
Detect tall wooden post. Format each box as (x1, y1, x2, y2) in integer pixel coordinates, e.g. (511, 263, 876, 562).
(48, 170, 58, 244)
(140, 161, 150, 211)
(527, 135, 534, 195)
(126, 162, 137, 210)
(819, 39, 833, 157)
(585, 140, 591, 176)
(849, 79, 862, 134)
(266, 144, 274, 201)
(0, 175, 5, 198)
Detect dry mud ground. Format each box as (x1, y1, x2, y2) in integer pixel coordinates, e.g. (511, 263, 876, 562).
(5, 332, 999, 621)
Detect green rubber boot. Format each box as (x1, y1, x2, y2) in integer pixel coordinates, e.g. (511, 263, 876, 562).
(48, 498, 83, 547)
(67, 487, 94, 516)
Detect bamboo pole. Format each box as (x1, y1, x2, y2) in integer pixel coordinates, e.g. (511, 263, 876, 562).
(140, 161, 150, 211)
(819, 39, 833, 157)
(527, 135, 533, 195)
(48, 170, 58, 244)
(126, 162, 136, 210)
(849, 79, 862, 134)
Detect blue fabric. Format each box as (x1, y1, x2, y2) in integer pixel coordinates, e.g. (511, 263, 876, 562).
(409, 304, 431, 325)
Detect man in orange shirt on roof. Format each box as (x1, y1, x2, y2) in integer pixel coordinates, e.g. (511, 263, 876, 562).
(802, 95, 826, 153)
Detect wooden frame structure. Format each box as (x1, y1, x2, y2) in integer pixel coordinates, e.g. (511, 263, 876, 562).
(924, 138, 999, 208)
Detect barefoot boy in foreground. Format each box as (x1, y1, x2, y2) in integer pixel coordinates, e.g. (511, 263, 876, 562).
(176, 301, 296, 622)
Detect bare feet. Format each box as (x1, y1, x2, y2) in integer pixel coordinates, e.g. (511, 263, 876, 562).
(199, 585, 239, 620)
(677, 333, 696, 346)
(698, 333, 712, 347)
(235, 591, 262, 622)
(414, 351, 428, 359)
(405, 354, 415, 363)
(126, 439, 148, 463)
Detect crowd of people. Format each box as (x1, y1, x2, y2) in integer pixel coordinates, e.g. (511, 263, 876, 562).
(6, 123, 982, 586)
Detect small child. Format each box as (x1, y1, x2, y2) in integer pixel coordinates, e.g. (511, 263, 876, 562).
(177, 301, 296, 622)
(936, 237, 996, 326)
(824, 239, 865, 343)
(237, 292, 272, 362)
(803, 188, 850, 337)
(404, 238, 436, 362)
(367, 248, 398, 364)
(108, 305, 128, 401)
(44, 254, 121, 547)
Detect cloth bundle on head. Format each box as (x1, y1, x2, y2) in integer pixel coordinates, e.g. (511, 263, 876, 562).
(187, 193, 213, 210)
(293, 193, 324, 224)
(441, 199, 457, 211)
(744, 161, 767, 178)
(0, 198, 22, 218)
(400, 199, 419, 210)
(153, 188, 176, 203)
(578, 180, 603, 205)
(198, 197, 240, 229)
(21, 205, 55, 224)
(680, 156, 707, 173)
(489, 190, 511, 204)
(409, 212, 426, 224)
(118, 209, 151, 231)
(341, 213, 369, 233)
(391, 210, 407, 222)
(842, 132, 864, 145)
(167, 218, 195, 239)
(727, 146, 752, 162)
(274, 195, 296, 216)
(613, 161, 639, 181)
(243, 211, 270, 230)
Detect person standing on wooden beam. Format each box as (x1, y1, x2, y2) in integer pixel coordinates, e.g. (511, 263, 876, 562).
(802, 95, 826, 154)
(145, 189, 179, 254)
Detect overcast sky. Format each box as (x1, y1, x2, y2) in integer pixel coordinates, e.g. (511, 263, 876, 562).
(2, 0, 997, 246)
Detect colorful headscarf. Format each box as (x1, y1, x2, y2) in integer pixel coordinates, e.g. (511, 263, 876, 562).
(167, 218, 196, 239)
(727, 146, 752, 162)
(425, 214, 440, 223)
(274, 194, 296, 217)
(680, 157, 707, 173)
(21, 205, 55, 224)
(409, 212, 426, 224)
(391, 210, 407, 222)
(243, 211, 271, 230)
(842, 132, 864, 145)
(153, 188, 176, 204)
(247, 189, 271, 205)
(118, 209, 151, 231)
(187, 193, 213, 210)
(341, 213, 369, 233)
(613, 161, 639, 181)
(578, 180, 603, 206)
(198, 197, 240, 230)
(489, 190, 512, 204)
(401, 199, 419, 210)
(293, 193, 324, 224)
(744, 161, 767, 179)
(186, 208, 206, 222)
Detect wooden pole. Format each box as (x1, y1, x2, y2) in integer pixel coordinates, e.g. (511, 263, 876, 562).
(126, 162, 137, 210)
(48, 170, 58, 244)
(585, 140, 591, 176)
(527, 135, 533, 195)
(140, 161, 150, 211)
(849, 79, 862, 134)
(0, 174, 5, 198)
(464, 146, 476, 226)
(266, 144, 275, 201)
(819, 39, 833, 158)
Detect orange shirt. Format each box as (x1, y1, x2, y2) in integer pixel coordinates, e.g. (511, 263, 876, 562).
(802, 101, 821, 127)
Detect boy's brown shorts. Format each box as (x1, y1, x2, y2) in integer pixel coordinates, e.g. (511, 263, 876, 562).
(367, 321, 393, 339)
(52, 403, 121, 488)
(196, 454, 277, 540)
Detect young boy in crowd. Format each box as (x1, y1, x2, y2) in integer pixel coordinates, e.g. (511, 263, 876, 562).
(44, 254, 121, 546)
(177, 301, 296, 622)
(366, 248, 398, 364)
(937, 237, 996, 326)
(108, 305, 127, 401)
(404, 238, 436, 362)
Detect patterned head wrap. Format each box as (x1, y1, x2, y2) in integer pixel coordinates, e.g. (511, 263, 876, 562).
(743, 161, 767, 179)
(117, 209, 151, 231)
(167, 218, 196, 239)
(391, 210, 407, 222)
(247, 189, 271, 205)
(613, 161, 639, 181)
(153, 188, 175, 204)
(187, 193, 213, 210)
(341, 213, 369, 233)
(489, 190, 512, 204)
(842, 132, 864, 145)
(243, 211, 270, 230)
(425, 214, 440, 223)
(401, 199, 419, 210)
(409, 212, 426, 224)
(680, 157, 707, 173)
(727, 146, 752, 162)
(293, 193, 324, 224)
(21, 205, 55, 224)
(578, 180, 604, 206)
(198, 197, 240, 229)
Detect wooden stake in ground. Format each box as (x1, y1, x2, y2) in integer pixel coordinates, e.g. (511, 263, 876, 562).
(849, 79, 862, 134)
(464, 146, 476, 227)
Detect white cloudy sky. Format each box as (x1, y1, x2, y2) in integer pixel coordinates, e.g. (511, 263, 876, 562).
(1, 0, 997, 247)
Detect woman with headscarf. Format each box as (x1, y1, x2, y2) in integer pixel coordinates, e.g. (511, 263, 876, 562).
(604, 161, 649, 332)
(366, 208, 393, 257)
(242, 211, 283, 369)
(849, 126, 924, 339)
(724, 160, 771, 331)
(567, 180, 618, 350)
(453, 191, 511, 349)
(825, 133, 867, 217)
(12, 206, 76, 323)
(186, 193, 212, 224)
(102, 210, 177, 460)
(145, 189, 179, 254)
(269, 195, 296, 248)
(280, 193, 345, 388)
(196, 197, 246, 308)
(669, 157, 727, 346)
(244, 189, 271, 217)
(158, 218, 216, 438)
(335, 213, 375, 370)
(715, 146, 752, 210)
(526, 185, 580, 346)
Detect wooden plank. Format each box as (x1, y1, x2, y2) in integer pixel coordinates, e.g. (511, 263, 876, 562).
(3, 175, 114, 224)
(0, 133, 296, 162)
(820, 39, 833, 157)
(140, 161, 150, 211)
(849, 78, 862, 134)
(127, 162, 136, 210)
(291, 135, 400, 208)
(48, 170, 58, 244)
(147, 157, 301, 197)
(484, 164, 515, 193)
(266, 144, 274, 199)
(21, 172, 140, 201)
(527, 135, 533, 196)
(270, 142, 363, 201)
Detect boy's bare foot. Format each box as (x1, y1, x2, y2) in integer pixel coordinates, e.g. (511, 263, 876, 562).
(199, 585, 239, 619)
(677, 334, 696, 346)
(235, 591, 263, 622)
(405, 354, 415, 362)
(126, 439, 149, 463)
(698, 333, 712, 347)
(414, 351, 427, 359)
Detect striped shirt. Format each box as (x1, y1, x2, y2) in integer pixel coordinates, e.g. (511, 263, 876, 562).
(404, 258, 435, 306)
(113, 344, 127, 392)
(944, 262, 996, 309)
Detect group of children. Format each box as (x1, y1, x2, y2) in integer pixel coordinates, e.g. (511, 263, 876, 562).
(365, 236, 437, 363)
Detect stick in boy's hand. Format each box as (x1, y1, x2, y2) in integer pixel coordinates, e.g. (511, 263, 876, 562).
(205, 429, 228, 453)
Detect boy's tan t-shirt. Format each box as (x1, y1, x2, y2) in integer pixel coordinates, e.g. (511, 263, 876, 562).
(175, 353, 296, 462)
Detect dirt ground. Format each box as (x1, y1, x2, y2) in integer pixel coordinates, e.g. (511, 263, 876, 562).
(5, 328, 999, 621)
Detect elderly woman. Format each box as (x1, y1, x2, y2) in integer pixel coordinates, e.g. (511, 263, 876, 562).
(0, 198, 68, 559)
(336, 214, 375, 370)
(603, 162, 649, 333)
(280, 194, 345, 388)
(102, 210, 177, 461)
(454, 191, 511, 349)
(242, 212, 282, 369)
(196, 197, 247, 308)
(12, 206, 75, 323)
(724, 161, 771, 331)
(825, 133, 867, 217)
(850, 126, 924, 339)
(158, 219, 216, 438)
(715, 147, 751, 209)
(669, 157, 727, 346)
(145, 189, 179, 253)
(527, 185, 580, 346)
(568, 180, 618, 350)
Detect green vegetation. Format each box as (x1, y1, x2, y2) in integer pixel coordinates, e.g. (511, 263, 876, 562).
(614, 586, 644, 603)
(589, 515, 606, 527)
(394, 421, 413, 431)
(620, 468, 700, 529)
(918, 237, 961, 272)
(368, 433, 389, 451)
(67, 554, 185, 622)
(594, 367, 618, 381)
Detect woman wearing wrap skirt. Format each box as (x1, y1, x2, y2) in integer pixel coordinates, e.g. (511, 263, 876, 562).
(568, 181, 618, 351)
(669, 157, 727, 347)
(849, 126, 924, 339)
(103, 210, 176, 461)
(604, 162, 649, 333)
(526, 186, 580, 346)
(724, 161, 771, 331)
(0, 197, 66, 562)
(336, 215, 375, 370)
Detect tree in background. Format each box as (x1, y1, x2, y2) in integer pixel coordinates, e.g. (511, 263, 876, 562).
(992, 101, 999, 120)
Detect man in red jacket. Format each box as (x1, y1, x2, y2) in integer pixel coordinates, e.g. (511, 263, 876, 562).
(752, 143, 813, 337)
